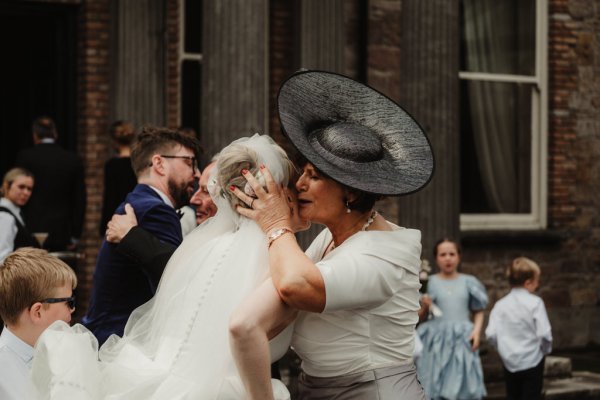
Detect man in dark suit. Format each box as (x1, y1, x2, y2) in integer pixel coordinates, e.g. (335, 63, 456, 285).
(83, 126, 201, 345)
(15, 116, 86, 251)
(102, 160, 218, 281)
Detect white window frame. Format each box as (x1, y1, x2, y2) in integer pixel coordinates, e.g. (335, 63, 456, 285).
(459, 0, 548, 231)
(178, 0, 203, 127)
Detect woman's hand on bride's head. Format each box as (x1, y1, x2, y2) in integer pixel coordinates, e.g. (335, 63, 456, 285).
(232, 165, 293, 234)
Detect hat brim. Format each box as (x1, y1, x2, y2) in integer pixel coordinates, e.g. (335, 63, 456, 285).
(277, 70, 434, 196)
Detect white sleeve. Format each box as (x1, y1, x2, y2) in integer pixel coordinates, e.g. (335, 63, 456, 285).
(317, 250, 409, 312)
(0, 213, 17, 262)
(534, 300, 553, 355)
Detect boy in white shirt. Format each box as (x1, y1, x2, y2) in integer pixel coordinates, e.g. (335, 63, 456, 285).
(0, 247, 77, 400)
(486, 257, 552, 400)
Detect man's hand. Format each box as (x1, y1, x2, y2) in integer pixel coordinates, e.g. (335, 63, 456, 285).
(106, 203, 138, 243)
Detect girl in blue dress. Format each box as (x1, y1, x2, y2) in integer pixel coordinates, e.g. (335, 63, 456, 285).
(417, 239, 488, 399)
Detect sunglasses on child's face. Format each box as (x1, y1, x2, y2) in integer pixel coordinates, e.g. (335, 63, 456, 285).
(39, 296, 76, 310)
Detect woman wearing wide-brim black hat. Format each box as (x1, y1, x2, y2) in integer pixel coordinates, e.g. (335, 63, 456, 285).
(231, 70, 434, 399)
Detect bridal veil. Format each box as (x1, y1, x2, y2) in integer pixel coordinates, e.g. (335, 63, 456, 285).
(31, 134, 293, 400)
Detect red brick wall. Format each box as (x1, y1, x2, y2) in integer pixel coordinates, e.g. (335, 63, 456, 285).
(76, 0, 111, 318)
(360, 0, 600, 348)
(548, 0, 579, 229)
(465, 0, 600, 348)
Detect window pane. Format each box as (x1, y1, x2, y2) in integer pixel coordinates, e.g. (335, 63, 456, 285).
(181, 60, 201, 139)
(184, 0, 202, 53)
(460, 0, 535, 75)
(460, 80, 532, 213)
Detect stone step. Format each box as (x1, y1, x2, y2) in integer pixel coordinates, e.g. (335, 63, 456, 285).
(545, 356, 573, 378)
(485, 371, 600, 400)
(483, 351, 572, 382)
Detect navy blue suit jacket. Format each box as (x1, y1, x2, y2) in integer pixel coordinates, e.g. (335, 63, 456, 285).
(83, 184, 183, 345)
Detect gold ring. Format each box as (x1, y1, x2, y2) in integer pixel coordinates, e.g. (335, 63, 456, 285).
(250, 198, 255, 208)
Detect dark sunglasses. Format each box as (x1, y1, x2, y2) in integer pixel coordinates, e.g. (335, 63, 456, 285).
(40, 296, 76, 310)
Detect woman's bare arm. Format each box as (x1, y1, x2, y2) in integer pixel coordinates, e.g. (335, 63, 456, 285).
(229, 279, 297, 400)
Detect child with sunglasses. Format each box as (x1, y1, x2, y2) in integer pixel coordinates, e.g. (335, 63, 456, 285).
(0, 247, 77, 400)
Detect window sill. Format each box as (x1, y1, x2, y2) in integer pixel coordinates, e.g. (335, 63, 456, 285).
(461, 229, 564, 247)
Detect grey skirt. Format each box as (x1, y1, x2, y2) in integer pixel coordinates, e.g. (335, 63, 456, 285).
(297, 361, 426, 400)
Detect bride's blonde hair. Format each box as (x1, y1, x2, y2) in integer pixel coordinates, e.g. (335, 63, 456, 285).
(216, 137, 294, 210)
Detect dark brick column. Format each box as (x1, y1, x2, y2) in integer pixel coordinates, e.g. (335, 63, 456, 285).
(396, 0, 461, 260)
(165, 0, 180, 129)
(202, 0, 269, 156)
(76, 0, 111, 317)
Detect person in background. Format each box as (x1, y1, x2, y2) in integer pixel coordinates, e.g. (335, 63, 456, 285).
(416, 238, 488, 399)
(0, 168, 38, 263)
(15, 116, 86, 251)
(99, 120, 137, 236)
(0, 247, 77, 400)
(486, 257, 552, 400)
(83, 126, 201, 345)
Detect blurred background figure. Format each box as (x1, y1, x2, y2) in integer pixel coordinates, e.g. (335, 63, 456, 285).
(15, 116, 86, 252)
(99, 120, 137, 236)
(416, 238, 489, 400)
(0, 168, 37, 263)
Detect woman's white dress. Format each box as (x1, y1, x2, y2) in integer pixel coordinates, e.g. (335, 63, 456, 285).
(30, 135, 292, 400)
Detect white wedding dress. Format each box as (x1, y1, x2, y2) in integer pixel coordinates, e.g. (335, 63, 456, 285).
(30, 135, 293, 400)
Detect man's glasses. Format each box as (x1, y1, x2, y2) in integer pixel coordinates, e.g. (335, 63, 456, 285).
(40, 296, 76, 310)
(156, 155, 199, 172)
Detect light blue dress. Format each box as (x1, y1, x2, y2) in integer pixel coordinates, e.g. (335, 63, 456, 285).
(416, 274, 489, 399)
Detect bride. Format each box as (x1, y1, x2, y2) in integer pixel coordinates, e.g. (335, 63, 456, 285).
(30, 134, 308, 400)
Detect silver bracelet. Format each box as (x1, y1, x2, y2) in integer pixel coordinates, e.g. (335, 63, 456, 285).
(267, 227, 293, 248)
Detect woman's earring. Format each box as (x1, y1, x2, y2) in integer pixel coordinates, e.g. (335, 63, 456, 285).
(345, 200, 351, 214)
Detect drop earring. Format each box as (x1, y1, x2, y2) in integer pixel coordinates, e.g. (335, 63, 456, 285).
(345, 200, 351, 214)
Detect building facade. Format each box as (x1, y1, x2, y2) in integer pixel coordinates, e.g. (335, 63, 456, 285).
(0, 0, 598, 352)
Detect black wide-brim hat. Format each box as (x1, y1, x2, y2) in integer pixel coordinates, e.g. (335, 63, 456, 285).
(277, 70, 434, 196)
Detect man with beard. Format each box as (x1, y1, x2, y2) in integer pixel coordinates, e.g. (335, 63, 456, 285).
(83, 126, 200, 345)
(102, 160, 219, 279)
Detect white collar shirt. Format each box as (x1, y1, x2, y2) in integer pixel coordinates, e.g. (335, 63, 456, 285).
(485, 288, 553, 372)
(0, 197, 23, 262)
(0, 327, 34, 400)
(149, 185, 175, 208)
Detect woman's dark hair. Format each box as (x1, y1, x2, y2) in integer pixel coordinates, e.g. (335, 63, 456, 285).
(432, 238, 462, 258)
(295, 154, 382, 212)
(345, 189, 381, 213)
(109, 120, 136, 146)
